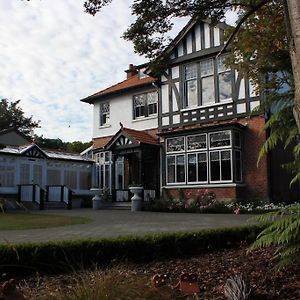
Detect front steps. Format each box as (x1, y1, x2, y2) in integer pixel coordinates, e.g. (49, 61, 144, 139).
(102, 202, 131, 210)
(44, 201, 68, 209)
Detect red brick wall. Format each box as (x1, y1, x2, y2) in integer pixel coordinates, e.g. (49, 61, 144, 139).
(237, 116, 269, 201)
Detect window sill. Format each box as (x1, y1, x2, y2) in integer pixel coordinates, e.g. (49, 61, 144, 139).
(98, 124, 111, 129)
(181, 99, 233, 112)
(163, 183, 245, 188)
(132, 115, 158, 123)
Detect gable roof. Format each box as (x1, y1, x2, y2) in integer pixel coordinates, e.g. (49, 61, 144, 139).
(0, 127, 31, 146)
(0, 143, 93, 162)
(81, 73, 156, 104)
(101, 127, 159, 151)
(165, 19, 229, 56)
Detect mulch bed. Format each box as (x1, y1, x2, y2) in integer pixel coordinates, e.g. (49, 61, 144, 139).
(4, 245, 300, 299)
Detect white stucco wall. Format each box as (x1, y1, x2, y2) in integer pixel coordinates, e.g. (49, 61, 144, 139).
(93, 92, 158, 138)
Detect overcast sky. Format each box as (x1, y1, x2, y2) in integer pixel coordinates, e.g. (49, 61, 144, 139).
(0, 1, 237, 142)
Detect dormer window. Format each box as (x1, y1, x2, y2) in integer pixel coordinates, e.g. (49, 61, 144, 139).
(100, 102, 110, 126)
(133, 91, 158, 119)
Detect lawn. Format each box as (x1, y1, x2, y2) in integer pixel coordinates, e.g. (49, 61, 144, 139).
(0, 212, 92, 230)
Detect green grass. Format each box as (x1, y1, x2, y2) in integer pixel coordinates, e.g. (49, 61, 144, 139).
(0, 212, 92, 230)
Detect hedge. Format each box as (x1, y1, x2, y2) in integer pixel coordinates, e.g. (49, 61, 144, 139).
(0, 225, 263, 276)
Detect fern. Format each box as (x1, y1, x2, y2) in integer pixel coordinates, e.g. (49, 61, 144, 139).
(249, 204, 300, 269)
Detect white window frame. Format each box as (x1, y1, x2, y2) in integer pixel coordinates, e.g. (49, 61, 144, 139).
(208, 130, 232, 150)
(166, 136, 186, 154)
(133, 91, 158, 120)
(209, 149, 233, 183)
(99, 102, 110, 127)
(186, 133, 207, 152)
(187, 151, 208, 184)
(166, 154, 186, 185)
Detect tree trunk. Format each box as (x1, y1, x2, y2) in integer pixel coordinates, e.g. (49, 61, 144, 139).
(286, 0, 300, 133)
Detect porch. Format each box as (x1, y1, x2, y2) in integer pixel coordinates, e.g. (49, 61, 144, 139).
(94, 127, 160, 203)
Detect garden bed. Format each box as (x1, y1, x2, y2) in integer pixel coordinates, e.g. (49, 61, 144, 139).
(13, 246, 300, 299)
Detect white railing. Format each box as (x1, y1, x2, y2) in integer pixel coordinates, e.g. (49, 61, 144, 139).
(18, 184, 44, 209)
(20, 185, 33, 202)
(46, 185, 72, 209)
(47, 186, 62, 202)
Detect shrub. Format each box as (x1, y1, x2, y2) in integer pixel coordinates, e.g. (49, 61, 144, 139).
(249, 204, 300, 269)
(0, 225, 262, 276)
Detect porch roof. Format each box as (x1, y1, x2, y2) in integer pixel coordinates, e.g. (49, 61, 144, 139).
(103, 127, 159, 151)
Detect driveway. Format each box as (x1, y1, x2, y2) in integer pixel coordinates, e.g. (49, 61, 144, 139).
(0, 209, 254, 244)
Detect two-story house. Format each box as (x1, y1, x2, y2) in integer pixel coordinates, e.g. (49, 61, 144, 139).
(81, 19, 299, 203)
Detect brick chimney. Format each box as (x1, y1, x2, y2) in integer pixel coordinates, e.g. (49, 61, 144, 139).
(125, 64, 138, 79)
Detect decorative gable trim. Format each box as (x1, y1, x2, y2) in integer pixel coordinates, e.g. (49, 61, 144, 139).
(20, 144, 48, 159)
(105, 130, 138, 150)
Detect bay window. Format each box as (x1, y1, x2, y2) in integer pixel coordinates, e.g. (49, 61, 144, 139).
(166, 129, 242, 185)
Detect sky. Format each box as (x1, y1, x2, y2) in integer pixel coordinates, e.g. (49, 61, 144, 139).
(0, 1, 237, 142)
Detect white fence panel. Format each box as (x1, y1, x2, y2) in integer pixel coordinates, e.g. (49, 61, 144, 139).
(48, 186, 61, 202)
(20, 185, 33, 202)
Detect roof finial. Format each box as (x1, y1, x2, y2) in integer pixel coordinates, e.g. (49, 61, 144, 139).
(119, 122, 123, 129)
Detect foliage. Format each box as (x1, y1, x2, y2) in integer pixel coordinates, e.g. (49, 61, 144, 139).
(84, 0, 271, 62)
(0, 225, 262, 276)
(249, 204, 300, 269)
(224, 274, 251, 300)
(36, 136, 92, 153)
(42, 268, 172, 300)
(0, 98, 39, 137)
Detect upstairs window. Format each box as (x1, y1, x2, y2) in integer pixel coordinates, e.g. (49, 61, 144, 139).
(182, 55, 233, 108)
(200, 59, 215, 106)
(133, 91, 158, 119)
(184, 64, 198, 107)
(100, 102, 110, 126)
(217, 56, 232, 101)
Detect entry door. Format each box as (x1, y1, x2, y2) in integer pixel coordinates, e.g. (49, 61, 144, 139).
(20, 159, 44, 187)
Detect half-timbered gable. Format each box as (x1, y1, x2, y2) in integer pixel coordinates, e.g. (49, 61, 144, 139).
(159, 19, 260, 130)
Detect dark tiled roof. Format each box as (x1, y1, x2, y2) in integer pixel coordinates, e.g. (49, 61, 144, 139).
(81, 74, 156, 103)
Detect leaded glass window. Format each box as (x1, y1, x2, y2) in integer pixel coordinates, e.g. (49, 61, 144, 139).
(166, 137, 185, 153)
(133, 91, 158, 119)
(148, 92, 158, 115)
(100, 102, 110, 126)
(209, 131, 231, 148)
(187, 134, 207, 151)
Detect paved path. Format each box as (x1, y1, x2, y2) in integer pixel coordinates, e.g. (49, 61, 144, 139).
(0, 209, 254, 244)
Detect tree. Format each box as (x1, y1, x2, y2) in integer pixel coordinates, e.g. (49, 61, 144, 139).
(36, 136, 92, 153)
(0, 98, 39, 136)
